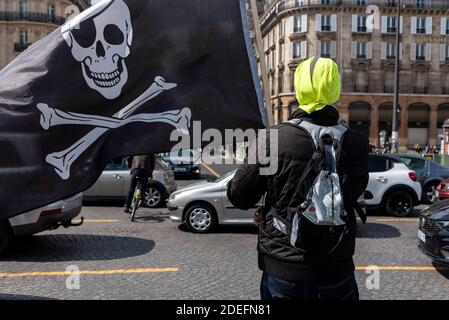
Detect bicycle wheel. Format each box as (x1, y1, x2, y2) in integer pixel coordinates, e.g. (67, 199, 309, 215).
(130, 181, 142, 222)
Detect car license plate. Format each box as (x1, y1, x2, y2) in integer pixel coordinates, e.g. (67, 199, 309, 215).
(418, 229, 426, 243)
(174, 167, 187, 172)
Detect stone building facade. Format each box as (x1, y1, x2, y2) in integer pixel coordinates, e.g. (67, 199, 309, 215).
(0, 0, 89, 69)
(260, 0, 449, 147)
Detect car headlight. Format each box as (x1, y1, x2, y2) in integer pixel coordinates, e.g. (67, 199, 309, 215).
(442, 185, 449, 190)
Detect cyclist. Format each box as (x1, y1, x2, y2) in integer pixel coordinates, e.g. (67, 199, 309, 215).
(124, 154, 155, 214)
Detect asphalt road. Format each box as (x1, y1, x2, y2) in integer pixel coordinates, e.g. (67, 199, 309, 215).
(0, 161, 448, 300)
(0, 205, 448, 300)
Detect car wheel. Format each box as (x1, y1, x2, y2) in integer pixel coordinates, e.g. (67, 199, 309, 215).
(0, 220, 11, 255)
(185, 203, 218, 233)
(385, 190, 414, 217)
(143, 185, 165, 208)
(423, 182, 439, 204)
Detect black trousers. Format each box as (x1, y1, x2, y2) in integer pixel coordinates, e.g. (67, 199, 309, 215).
(125, 173, 148, 209)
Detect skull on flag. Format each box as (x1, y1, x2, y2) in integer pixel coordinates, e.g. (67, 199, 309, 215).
(62, 0, 133, 100)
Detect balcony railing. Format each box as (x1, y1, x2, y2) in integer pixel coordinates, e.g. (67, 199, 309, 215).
(0, 11, 66, 25)
(14, 42, 31, 52)
(416, 28, 426, 34)
(354, 84, 368, 92)
(384, 86, 394, 93)
(413, 86, 428, 94)
(261, 1, 449, 29)
(387, 27, 397, 33)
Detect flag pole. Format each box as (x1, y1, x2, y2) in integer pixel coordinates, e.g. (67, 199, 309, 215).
(248, 0, 274, 127)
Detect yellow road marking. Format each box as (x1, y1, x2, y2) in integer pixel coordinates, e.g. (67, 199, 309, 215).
(0, 267, 179, 278)
(74, 219, 119, 223)
(375, 218, 419, 222)
(356, 266, 449, 271)
(200, 162, 221, 178)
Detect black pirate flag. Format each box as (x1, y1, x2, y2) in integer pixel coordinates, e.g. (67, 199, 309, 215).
(0, 0, 266, 219)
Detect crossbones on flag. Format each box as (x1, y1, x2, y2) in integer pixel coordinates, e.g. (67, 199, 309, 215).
(0, 0, 266, 219)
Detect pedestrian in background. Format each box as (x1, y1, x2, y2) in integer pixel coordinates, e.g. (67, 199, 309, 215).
(227, 57, 369, 300)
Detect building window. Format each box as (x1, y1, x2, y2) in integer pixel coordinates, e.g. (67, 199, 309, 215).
(357, 16, 367, 32)
(19, 0, 28, 19)
(385, 70, 395, 93)
(278, 71, 284, 93)
(387, 43, 396, 59)
(321, 41, 331, 58)
(446, 19, 449, 35)
(416, 43, 426, 60)
(416, 17, 426, 34)
(279, 20, 285, 38)
(387, 16, 397, 33)
(290, 71, 295, 92)
(293, 42, 301, 59)
(387, 0, 397, 6)
(355, 69, 367, 92)
(293, 16, 303, 33)
(322, 0, 330, 4)
(279, 43, 284, 63)
(48, 4, 56, 22)
(357, 42, 366, 58)
(415, 0, 426, 8)
(356, 0, 366, 5)
(321, 15, 331, 32)
(19, 30, 29, 45)
(445, 45, 449, 61)
(414, 70, 427, 93)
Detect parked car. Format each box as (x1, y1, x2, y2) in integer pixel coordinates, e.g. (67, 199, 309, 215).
(0, 193, 83, 254)
(418, 200, 449, 265)
(161, 149, 201, 178)
(364, 154, 422, 217)
(436, 178, 449, 200)
(84, 157, 177, 208)
(167, 170, 259, 233)
(389, 154, 449, 204)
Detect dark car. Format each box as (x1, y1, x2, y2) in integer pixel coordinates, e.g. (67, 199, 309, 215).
(418, 200, 449, 265)
(389, 154, 449, 204)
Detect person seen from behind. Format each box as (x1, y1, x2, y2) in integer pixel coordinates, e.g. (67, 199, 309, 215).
(124, 154, 155, 213)
(227, 57, 369, 300)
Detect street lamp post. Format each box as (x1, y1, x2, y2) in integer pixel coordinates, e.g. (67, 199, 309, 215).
(391, 0, 401, 153)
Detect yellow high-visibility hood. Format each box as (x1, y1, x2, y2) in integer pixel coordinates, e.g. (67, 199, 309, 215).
(294, 56, 341, 114)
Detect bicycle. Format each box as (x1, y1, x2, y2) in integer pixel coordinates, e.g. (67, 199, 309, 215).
(130, 176, 145, 222)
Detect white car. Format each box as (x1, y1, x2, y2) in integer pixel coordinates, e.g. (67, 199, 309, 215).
(364, 154, 422, 217)
(167, 170, 258, 233)
(0, 193, 83, 254)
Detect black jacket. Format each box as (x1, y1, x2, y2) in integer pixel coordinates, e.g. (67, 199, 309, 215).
(130, 155, 155, 178)
(227, 106, 369, 283)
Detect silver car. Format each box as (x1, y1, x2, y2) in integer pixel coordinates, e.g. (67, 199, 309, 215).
(84, 157, 177, 207)
(167, 170, 259, 233)
(0, 193, 83, 254)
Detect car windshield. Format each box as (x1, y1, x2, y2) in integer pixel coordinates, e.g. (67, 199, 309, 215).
(399, 157, 426, 171)
(214, 170, 236, 183)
